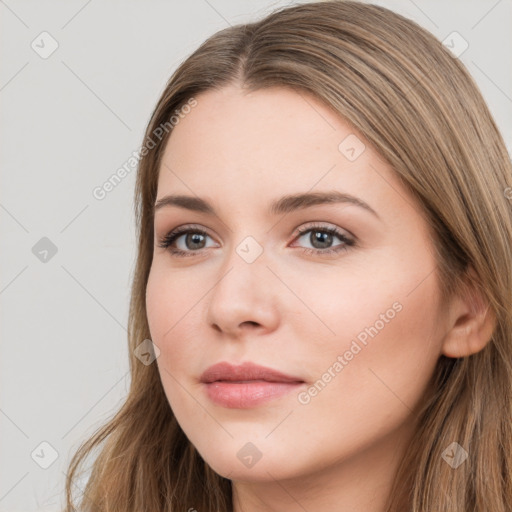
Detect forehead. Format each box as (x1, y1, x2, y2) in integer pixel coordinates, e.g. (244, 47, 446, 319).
(156, 85, 421, 225)
(162, 87, 370, 180)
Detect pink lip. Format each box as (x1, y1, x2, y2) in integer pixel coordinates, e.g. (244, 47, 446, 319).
(200, 361, 305, 409)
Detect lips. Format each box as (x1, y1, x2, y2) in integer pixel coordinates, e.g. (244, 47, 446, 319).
(200, 361, 304, 384)
(200, 362, 305, 408)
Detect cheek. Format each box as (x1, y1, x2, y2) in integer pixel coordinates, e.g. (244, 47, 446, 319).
(303, 264, 442, 415)
(145, 265, 199, 365)
(146, 265, 204, 415)
(146, 266, 171, 342)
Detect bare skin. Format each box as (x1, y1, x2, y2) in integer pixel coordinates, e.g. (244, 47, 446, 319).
(146, 85, 495, 511)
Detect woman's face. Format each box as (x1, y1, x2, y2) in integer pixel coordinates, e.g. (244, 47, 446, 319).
(146, 85, 449, 485)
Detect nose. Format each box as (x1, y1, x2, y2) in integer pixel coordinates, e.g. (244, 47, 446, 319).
(206, 245, 280, 338)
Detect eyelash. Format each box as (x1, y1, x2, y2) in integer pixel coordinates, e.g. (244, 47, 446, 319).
(157, 223, 356, 258)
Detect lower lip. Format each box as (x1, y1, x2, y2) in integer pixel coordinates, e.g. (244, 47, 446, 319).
(203, 380, 304, 408)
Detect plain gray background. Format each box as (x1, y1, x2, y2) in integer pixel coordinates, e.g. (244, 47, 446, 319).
(1, 0, 511, 510)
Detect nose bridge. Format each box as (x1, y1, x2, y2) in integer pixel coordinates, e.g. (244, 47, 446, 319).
(206, 234, 278, 333)
(212, 235, 267, 308)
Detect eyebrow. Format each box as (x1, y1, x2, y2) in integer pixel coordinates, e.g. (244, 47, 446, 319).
(154, 191, 380, 219)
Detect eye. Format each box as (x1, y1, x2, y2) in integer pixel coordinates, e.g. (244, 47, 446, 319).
(157, 222, 356, 258)
(157, 224, 217, 257)
(291, 223, 355, 256)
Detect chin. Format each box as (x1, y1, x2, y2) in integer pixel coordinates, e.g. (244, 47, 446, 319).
(197, 445, 289, 482)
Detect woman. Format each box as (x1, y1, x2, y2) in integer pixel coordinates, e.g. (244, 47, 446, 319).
(64, 1, 512, 510)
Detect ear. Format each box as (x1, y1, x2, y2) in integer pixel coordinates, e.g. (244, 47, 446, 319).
(441, 266, 496, 358)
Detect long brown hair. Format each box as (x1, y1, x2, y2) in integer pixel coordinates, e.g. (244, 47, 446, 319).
(64, 1, 512, 510)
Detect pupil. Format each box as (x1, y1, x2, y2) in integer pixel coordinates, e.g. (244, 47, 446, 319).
(187, 233, 205, 249)
(312, 231, 332, 249)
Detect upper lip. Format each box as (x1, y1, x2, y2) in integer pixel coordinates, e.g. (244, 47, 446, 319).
(200, 361, 304, 384)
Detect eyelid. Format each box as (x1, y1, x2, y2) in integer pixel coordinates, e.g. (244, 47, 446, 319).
(158, 221, 352, 246)
(291, 221, 354, 240)
(158, 223, 216, 240)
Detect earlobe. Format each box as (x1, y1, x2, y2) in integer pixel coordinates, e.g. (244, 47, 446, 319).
(441, 268, 496, 358)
